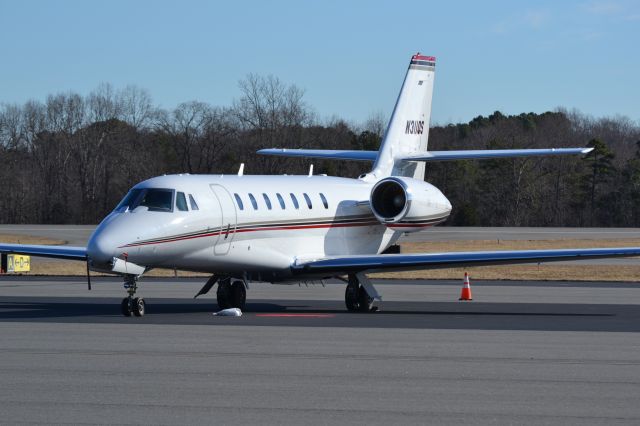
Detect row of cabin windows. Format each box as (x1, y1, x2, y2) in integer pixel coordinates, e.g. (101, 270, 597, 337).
(234, 192, 329, 211)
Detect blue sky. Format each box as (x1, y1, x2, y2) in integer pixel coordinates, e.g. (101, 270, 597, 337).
(0, 0, 638, 125)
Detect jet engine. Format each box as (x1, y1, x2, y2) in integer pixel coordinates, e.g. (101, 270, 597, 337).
(369, 177, 452, 232)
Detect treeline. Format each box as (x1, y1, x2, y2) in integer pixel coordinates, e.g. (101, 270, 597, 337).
(0, 77, 639, 226)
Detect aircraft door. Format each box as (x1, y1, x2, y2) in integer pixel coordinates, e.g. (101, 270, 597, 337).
(210, 184, 237, 255)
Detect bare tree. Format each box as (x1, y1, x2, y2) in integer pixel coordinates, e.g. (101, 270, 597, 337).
(119, 85, 154, 130)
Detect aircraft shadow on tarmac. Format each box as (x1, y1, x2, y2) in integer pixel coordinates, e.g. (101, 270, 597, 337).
(0, 297, 616, 320)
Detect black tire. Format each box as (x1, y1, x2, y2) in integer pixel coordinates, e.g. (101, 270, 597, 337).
(133, 297, 145, 317)
(121, 298, 132, 317)
(230, 281, 246, 310)
(217, 280, 231, 309)
(345, 283, 359, 311)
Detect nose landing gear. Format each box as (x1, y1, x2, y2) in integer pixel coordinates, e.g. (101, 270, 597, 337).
(121, 275, 145, 317)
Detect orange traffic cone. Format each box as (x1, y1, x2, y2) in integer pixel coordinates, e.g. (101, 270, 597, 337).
(459, 272, 473, 301)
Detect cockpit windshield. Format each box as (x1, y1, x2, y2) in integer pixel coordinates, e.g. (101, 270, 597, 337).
(115, 188, 174, 212)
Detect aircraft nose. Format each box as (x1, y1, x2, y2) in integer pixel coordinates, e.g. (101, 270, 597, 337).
(87, 228, 119, 267)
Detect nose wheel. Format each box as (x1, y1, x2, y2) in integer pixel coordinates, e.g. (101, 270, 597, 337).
(120, 275, 145, 317)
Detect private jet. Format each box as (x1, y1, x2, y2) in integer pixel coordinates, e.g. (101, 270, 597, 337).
(3, 53, 639, 316)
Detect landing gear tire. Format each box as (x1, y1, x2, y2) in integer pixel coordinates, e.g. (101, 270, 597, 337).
(121, 297, 132, 317)
(216, 279, 246, 310)
(217, 279, 231, 309)
(345, 283, 358, 311)
(121, 275, 144, 317)
(345, 277, 375, 312)
(133, 297, 145, 317)
(230, 280, 246, 310)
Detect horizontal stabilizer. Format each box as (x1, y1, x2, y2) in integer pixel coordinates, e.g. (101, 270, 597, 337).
(402, 147, 593, 162)
(0, 243, 87, 260)
(257, 149, 377, 161)
(257, 147, 593, 163)
(294, 247, 640, 274)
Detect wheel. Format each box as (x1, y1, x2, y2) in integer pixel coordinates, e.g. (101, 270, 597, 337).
(217, 279, 231, 309)
(345, 282, 374, 312)
(345, 283, 359, 311)
(230, 280, 246, 310)
(121, 297, 132, 317)
(133, 297, 145, 317)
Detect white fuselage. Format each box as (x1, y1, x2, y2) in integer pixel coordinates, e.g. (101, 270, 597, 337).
(87, 173, 451, 281)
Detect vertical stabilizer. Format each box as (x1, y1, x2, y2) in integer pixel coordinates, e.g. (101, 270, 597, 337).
(371, 54, 435, 180)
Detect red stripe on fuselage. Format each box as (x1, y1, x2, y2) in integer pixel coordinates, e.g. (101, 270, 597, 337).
(119, 220, 381, 248)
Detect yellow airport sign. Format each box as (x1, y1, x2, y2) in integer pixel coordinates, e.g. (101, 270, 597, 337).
(7, 254, 30, 273)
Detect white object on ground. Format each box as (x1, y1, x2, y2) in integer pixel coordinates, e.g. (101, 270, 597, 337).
(213, 308, 243, 317)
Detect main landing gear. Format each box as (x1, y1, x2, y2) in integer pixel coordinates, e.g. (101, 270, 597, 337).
(216, 277, 247, 310)
(121, 275, 145, 317)
(345, 273, 379, 312)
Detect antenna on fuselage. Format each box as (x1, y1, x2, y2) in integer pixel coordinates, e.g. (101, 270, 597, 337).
(308, 164, 314, 176)
(238, 163, 245, 176)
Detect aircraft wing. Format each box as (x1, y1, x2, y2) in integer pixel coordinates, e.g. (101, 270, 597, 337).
(293, 247, 640, 274)
(0, 243, 87, 261)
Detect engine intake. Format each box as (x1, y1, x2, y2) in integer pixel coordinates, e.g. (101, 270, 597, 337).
(371, 178, 408, 222)
(369, 176, 452, 232)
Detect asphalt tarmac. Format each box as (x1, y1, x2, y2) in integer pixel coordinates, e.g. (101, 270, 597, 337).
(1, 277, 640, 425)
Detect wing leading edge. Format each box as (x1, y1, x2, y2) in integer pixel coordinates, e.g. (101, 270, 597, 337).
(293, 247, 640, 274)
(257, 148, 378, 161)
(0, 243, 87, 261)
(257, 147, 593, 163)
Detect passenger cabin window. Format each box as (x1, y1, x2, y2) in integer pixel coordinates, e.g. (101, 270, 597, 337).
(248, 193, 258, 210)
(176, 192, 188, 211)
(189, 194, 199, 210)
(320, 193, 329, 209)
(303, 193, 313, 209)
(290, 193, 299, 209)
(115, 188, 174, 213)
(276, 193, 286, 209)
(263, 193, 272, 210)
(234, 193, 244, 210)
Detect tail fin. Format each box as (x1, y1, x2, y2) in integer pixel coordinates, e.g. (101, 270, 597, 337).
(371, 54, 435, 180)
(258, 54, 592, 169)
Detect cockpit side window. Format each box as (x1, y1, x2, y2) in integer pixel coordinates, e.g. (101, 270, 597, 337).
(189, 194, 199, 210)
(176, 192, 188, 211)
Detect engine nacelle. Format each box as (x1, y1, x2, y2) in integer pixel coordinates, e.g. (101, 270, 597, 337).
(370, 177, 452, 232)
